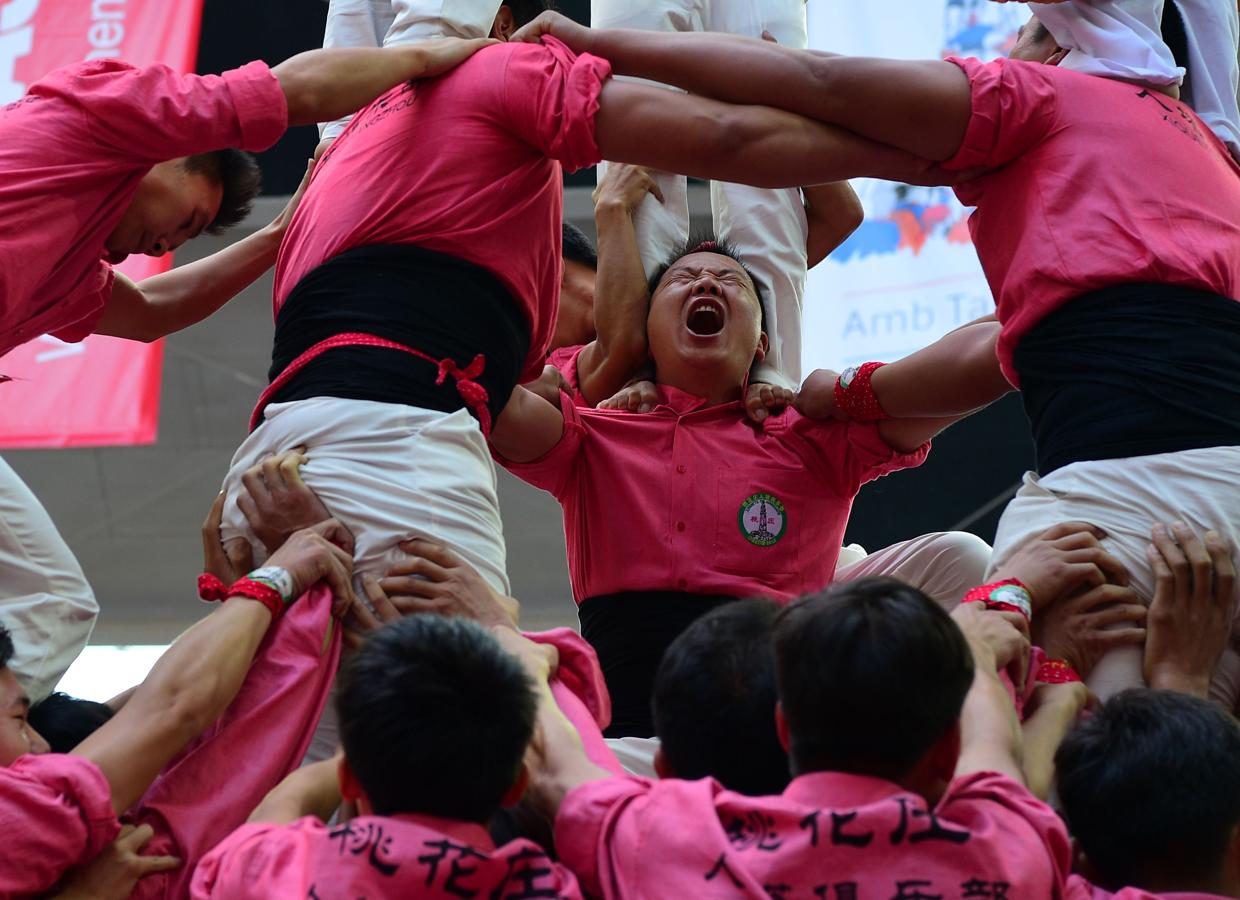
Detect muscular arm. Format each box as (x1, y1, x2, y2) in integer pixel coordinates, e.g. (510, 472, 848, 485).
(871, 321, 1012, 418)
(94, 227, 282, 342)
(575, 195, 651, 405)
(802, 181, 864, 268)
(73, 597, 276, 815)
(248, 758, 343, 825)
(583, 28, 974, 162)
(490, 385, 567, 464)
(594, 81, 956, 190)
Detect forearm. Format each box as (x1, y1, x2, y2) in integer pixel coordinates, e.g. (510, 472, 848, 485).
(490, 385, 566, 463)
(1146, 666, 1211, 699)
(577, 201, 650, 404)
(871, 322, 1011, 418)
(97, 228, 282, 342)
(584, 30, 971, 161)
(954, 654, 1024, 783)
(595, 82, 951, 191)
(1020, 700, 1080, 800)
(273, 45, 429, 126)
(75, 598, 274, 814)
(527, 682, 612, 820)
(803, 181, 864, 268)
(249, 759, 342, 824)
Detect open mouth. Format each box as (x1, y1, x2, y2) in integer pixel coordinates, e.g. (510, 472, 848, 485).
(685, 297, 726, 336)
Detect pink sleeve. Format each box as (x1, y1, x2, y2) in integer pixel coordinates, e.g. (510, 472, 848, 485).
(942, 57, 1061, 170)
(500, 39, 611, 172)
(554, 776, 655, 898)
(785, 414, 929, 493)
(130, 586, 342, 900)
(189, 821, 297, 898)
(939, 771, 1074, 887)
(525, 628, 623, 776)
(0, 754, 121, 895)
(495, 390, 586, 498)
(33, 59, 287, 160)
(48, 263, 114, 344)
(546, 344, 590, 407)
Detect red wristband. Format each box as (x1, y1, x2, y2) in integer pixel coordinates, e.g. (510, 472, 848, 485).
(226, 577, 286, 619)
(197, 573, 229, 602)
(833, 362, 890, 421)
(1036, 658, 1082, 684)
(962, 578, 1032, 622)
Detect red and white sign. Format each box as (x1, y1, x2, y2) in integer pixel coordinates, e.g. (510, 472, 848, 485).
(0, 0, 204, 448)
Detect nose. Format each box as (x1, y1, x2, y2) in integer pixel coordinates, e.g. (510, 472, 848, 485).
(29, 726, 50, 756)
(691, 274, 722, 295)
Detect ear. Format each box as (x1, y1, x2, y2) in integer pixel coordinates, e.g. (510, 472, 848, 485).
(932, 719, 963, 784)
(775, 702, 790, 753)
(752, 332, 769, 367)
(501, 761, 531, 807)
(1046, 47, 1069, 67)
(339, 757, 364, 804)
(653, 745, 674, 780)
(490, 6, 515, 40)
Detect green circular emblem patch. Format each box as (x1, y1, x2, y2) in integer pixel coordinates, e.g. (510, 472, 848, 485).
(738, 493, 788, 547)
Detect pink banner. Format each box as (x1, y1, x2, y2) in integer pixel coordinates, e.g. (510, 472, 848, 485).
(0, 0, 204, 448)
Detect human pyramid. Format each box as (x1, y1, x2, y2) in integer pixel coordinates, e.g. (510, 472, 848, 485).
(1, 0, 1240, 896)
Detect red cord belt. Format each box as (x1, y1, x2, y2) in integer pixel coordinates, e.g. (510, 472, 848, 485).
(250, 332, 492, 436)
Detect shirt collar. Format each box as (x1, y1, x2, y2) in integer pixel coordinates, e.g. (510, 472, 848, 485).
(654, 383, 743, 416)
(784, 771, 910, 808)
(383, 812, 496, 852)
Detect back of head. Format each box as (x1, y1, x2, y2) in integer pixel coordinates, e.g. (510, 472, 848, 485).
(504, 0, 554, 30)
(653, 599, 788, 795)
(561, 222, 597, 270)
(337, 615, 538, 823)
(773, 577, 974, 780)
(183, 149, 262, 233)
(0, 624, 11, 671)
(1056, 689, 1240, 891)
(28, 692, 114, 753)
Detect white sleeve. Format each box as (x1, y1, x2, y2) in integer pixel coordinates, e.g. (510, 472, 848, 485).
(318, 0, 398, 140)
(0, 458, 97, 701)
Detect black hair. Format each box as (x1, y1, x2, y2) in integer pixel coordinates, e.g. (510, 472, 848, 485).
(562, 222, 597, 270)
(1029, 19, 1054, 46)
(27, 692, 114, 753)
(182, 149, 262, 234)
(0, 624, 11, 670)
(653, 599, 788, 796)
(773, 577, 974, 779)
(1056, 689, 1240, 891)
(337, 615, 539, 822)
(503, 0, 555, 30)
(647, 233, 769, 335)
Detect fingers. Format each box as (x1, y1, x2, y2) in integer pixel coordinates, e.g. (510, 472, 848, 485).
(1151, 522, 1189, 604)
(646, 176, 665, 204)
(201, 493, 229, 576)
(312, 518, 356, 555)
(361, 575, 401, 623)
(117, 823, 156, 851)
(396, 537, 463, 570)
(225, 537, 254, 579)
(1172, 521, 1214, 606)
(1039, 521, 1107, 542)
(1206, 530, 1236, 609)
(240, 463, 273, 509)
(1084, 602, 1149, 630)
(135, 854, 182, 874)
(381, 555, 452, 587)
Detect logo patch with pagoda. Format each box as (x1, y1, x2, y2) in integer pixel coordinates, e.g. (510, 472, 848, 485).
(738, 493, 787, 547)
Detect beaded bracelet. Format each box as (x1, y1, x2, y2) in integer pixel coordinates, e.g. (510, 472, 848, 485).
(197, 572, 291, 619)
(961, 578, 1033, 622)
(1035, 658, 1082, 684)
(833, 362, 890, 421)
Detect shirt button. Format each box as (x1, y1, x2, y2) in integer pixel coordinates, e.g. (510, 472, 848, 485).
(676, 464, 687, 474)
(676, 521, 686, 532)
(677, 578, 688, 589)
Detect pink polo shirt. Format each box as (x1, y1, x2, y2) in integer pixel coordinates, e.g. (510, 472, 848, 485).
(1067, 876, 1229, 900)
(273, 40, 610, 382)
(557, 771, 1071, 899)
(499, 385, 927, 603)
(0, 752, 121, 896)
(0, 59, 287, 359)
(192, 812, 583, 898)
(547, 343, 590, 406)
(943, 57, 1240, 385)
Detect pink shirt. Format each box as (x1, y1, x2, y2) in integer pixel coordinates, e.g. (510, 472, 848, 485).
(192, 812, 584, 898)
(0, 752, 121, 896)
(0, 60, 287, 359)
(557, 771, 1071, 899)
(944, 57, 1240, 385)
(547, 343, 590, 406)
(273, 41, 611, 382)
(499, 385, 927, 603)
(1067, 876, 1229, 900)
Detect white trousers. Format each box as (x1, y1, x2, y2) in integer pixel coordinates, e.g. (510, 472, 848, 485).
(592, 0, 811, 386)
(320, 0, 503, 140)
(0, 458, 96, 701)
(604, 529, 992, 777)
(988, 446, 1240, 708)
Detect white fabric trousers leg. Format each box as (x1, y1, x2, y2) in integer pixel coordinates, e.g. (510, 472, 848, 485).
(987, 446, 1240, 708)
(0, 457, 96, 701)
(320, 0, 502, 139)
(592, 0, 810, 387)
(833, 531, 994, 610)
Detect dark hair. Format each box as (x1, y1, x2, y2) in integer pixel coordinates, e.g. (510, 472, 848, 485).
(1029, 19, 1054, 46)
(1160, 1, 1189, 73)
(503, 0, 554, 30)
(1056, 689, 1240, 890)
(773, 577, 974, 779)
(0, 624, 11, 670)
(647, 234, 769, 335)
(27, 692, 114, 753)
(653, 599, 788, 795)
(182, 150, 262, 233)
(562, 222, 597, 270)
(337, 615, 539, 822)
